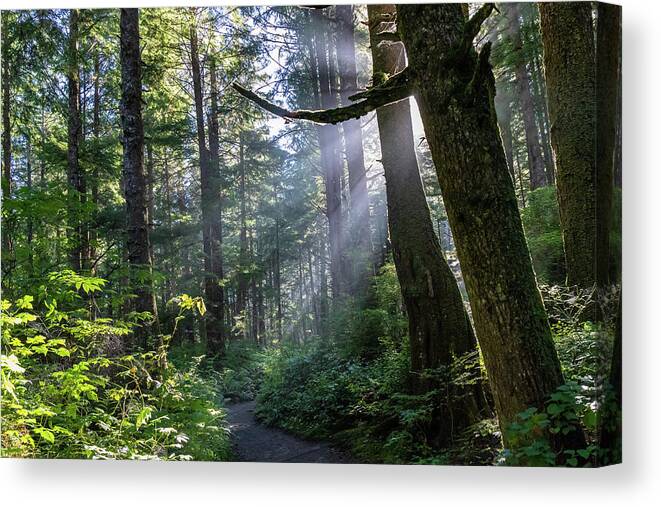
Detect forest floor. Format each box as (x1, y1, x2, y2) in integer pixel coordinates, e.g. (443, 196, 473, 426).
(225, 401, 354, 464)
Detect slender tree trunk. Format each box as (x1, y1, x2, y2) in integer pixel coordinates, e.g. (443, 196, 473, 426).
(336, 5, 372, 296)
(237, 132, 249, 327)
(530, 49, 555, 184)
(368, 4, 489, 446)
(206, 56, 226, 354)
(504, 3, 547, 190)
(26, 134, 33, 274)
(90, 50, 101, 275)
(273, 187, 283, 343)
(1, 29, 10, 197)
(163, 149, 174, 303)
(310, 9, 346, 300)
(397, 5, 583, 452)
(539, 3, 600, 291)
(67, 9, 83, 272)
(189, 16, 218, 344)
(120, 8, 159, 348)
(596, 4, 621, 288)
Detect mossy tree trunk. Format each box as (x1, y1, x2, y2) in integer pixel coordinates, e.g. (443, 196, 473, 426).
(206, 55, 226, 355)
(397, 4, 581, 450)
(120, 8, 159, 348)
(67, 9, 84, 272)
(368, 4, 489, 446)
(539, 3, 601, 291)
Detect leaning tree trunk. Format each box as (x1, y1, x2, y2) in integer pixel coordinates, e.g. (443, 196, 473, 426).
(504, 3, 547, 190)
(120, 8, 159, 349)
(595, 3, 621, 288)
(67, 9, 84, 272)
(336, 5, 372, 296)
(231, 3, 585, 457)
(368, 4, 488, 446)
(397, 4, 583, 452)
(539, 3, 601, 291)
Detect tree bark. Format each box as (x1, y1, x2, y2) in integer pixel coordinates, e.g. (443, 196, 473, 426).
(206, 55, 226, 354)
(397, 4, 581, 450)
(504, 3, 547, 190)
(67, 9, 84, 272)
(539, 3, 600, 290)
(1, 24, 10, 197)
(237, 132, 249, 328)
(368, 4, 488, 446)
(336, 5, 372, 296)
(120, 8, 159, 348)
(1, 19, 13, 275)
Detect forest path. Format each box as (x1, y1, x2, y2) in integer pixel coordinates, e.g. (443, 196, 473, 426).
(225, 400, 353, 463)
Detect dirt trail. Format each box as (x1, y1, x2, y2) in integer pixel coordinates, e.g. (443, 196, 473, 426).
(226, 400, 353, 463)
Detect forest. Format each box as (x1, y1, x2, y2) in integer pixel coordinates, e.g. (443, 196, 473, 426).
(1, 3, 621, 466)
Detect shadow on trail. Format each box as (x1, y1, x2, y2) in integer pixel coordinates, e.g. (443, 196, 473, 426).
(226, 401, 355, 464)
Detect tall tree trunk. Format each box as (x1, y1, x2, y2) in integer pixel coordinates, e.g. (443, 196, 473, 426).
(530, 49, 555, 184)
(1, 27, 14, 284)
(237, 132, 249, 328)
(504, 3, 547, 190)
(310, 9, 346, 300)
(397, 4, 583, 452)
(273, 186, 283, 343)
(368, 4, 488, 446)
(189, 15, 213, 343)
(596, 4, 621, 288)
(67, 9, 83, 272)
(206, 55, 226, 354)
(120, 8, 159, 348)
(26, 134, 34, 274)
(1, 25, 10, 197)
(90, 50, 101, 275)
(336, 5, 372, 296)
(539, 3, 600, 290)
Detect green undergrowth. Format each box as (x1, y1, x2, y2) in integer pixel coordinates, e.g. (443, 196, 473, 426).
(1, 271, 232, 461)
(254, 263, 621, 466)
(255, 264, 501, 465)
(170, 339, 268, 403)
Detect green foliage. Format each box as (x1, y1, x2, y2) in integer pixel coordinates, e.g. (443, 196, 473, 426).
(1, 271, 231, 461)
(520, 187, 566, 283)
(170, 339, 267, 402)
(255, 263, 496, 465)
(501, 291, 618, 467)
(521, 187, 623, 284)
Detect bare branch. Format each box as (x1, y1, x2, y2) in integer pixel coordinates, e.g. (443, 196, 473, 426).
(231, 68, 413, 125)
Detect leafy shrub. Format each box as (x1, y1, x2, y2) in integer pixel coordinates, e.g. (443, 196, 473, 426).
(1, 271, 231, 461)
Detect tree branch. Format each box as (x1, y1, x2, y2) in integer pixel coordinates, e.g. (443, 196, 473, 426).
(463, 3, 496, 51)
(231, 68, 413, 125)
